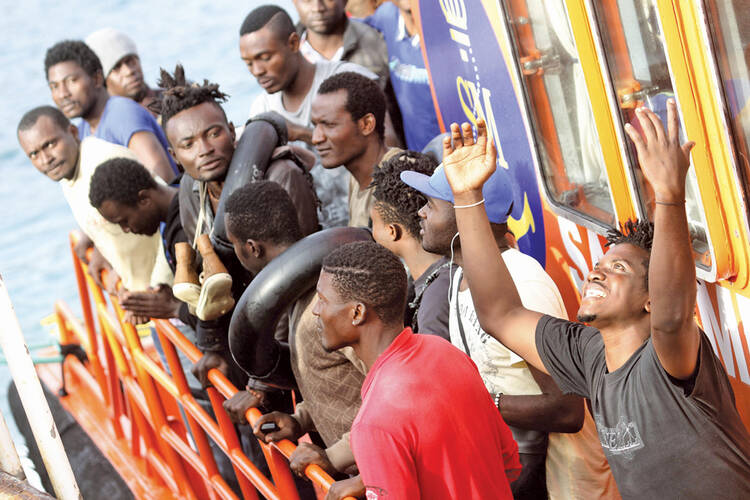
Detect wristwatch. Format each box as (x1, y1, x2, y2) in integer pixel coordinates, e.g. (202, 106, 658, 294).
(494, 392, 503, 411)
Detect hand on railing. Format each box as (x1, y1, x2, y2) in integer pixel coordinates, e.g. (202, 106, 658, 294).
(191, 351, 231, 388)
(326, 475, 365, 500)
(288, 442, 336, 478)
(223, 388, 267, 425)
(254, 411, 303, 443)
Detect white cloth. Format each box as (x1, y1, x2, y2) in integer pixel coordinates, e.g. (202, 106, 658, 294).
(249, 59, 376, 127)
(450, 249, 613, 500)
(60, 136, 172, 291)
(300, 32, 344, 63)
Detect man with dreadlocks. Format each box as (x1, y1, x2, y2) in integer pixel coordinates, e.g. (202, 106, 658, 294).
(368, 150, 451, 340)
(442, 102, 750, 498)
(153, 64, 319, 389)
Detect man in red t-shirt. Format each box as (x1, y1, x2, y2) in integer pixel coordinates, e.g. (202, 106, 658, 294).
(314, 241, 520, 499)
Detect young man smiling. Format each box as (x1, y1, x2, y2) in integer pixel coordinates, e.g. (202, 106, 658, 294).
(441, 104, 750, 498)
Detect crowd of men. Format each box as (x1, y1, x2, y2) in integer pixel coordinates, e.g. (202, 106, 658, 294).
(17, 1, 750, 499)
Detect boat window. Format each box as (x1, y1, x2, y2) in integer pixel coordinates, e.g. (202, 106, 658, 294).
(501, 0, 616, 227)
(590, 0, 713, 270)
(701, 0, 750, 226)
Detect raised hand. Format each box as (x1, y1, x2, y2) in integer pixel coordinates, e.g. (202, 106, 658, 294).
(624, 99, 695, 204)
(442, 118, 497, 197)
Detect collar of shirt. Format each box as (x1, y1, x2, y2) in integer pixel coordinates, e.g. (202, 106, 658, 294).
(300, 30, 345, 63)
(396, 11, 421, 48)
(60, 148, 83, 187)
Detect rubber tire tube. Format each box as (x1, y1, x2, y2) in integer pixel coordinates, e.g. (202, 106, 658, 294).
(229, 227, 372, 387)
(210, 114, 284, 267)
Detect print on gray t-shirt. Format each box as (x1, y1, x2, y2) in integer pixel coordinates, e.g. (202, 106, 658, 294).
(536, 315, 750, 499)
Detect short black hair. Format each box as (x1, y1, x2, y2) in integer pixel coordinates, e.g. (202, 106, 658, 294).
(318, 72, 385, 141)
(239, 5, 296, 40)
(372, 151, 437, 238)
(45, 40, 102, 79)
(605, 219, 654, 288)
(17, 105, 70, 135)
(152, 64, 229, 129)
(322, 241, 407, 324)
(89, 158, 157, 208)
(224, 181, 302, 246)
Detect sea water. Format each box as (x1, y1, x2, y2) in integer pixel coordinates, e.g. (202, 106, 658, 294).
(0, 0, 295, 486)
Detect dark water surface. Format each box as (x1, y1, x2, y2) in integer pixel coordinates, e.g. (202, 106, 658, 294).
(0, 0, 295, 484)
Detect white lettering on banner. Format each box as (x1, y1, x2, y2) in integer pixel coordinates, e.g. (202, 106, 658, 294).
(442, 0, 509, 169)
(696, 282, 750, 384)
(587, 227, 605, 267)
(559, 218, 589, 291)
(440, 0, 467, 30)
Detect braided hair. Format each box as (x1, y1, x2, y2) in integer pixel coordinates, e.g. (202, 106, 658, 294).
(322, 241, 407, 324)
(150, 64, 229, 128)
(371, 151, 436, 239)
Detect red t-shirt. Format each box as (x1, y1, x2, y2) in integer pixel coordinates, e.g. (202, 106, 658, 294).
(350, 328, 520, 499)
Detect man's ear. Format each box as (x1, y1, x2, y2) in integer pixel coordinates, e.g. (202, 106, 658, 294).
(358, 113, 377, 137)
(351, 302, 366, 326)
(247, 239, 263, 259)
(644, 298, 651, 314)
(69, 124, 80, 145)
(137, 188, 152, 206)
(228, 121, 236, 143)
(94, 69, 105, 88)
(388, 223, 402, 243)
(288, 31, 301, 52)
(167, 146, 179, 166)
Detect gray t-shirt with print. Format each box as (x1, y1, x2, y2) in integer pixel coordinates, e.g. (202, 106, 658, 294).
(536, 315, 750, 499)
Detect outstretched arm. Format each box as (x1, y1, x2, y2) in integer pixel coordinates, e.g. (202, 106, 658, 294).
(443, 119, 546, 372)
(128, 131, 175, 182)
(624, 100, 699, 379)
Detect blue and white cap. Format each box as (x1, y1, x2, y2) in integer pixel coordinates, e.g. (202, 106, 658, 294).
(400, 163, 514, 223)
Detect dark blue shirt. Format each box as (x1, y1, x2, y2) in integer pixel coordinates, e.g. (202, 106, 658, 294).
(363, 3, 441, 151)
(78, 96, 177, 174)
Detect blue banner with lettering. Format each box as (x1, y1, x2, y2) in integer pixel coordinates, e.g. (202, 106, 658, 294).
(418, 0, 546, 266)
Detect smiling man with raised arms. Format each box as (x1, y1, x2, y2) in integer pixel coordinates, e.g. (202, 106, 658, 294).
(441, 102, 750, 499)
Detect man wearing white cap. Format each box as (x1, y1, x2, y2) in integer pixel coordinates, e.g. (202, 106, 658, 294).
(86, 28, 160, 116)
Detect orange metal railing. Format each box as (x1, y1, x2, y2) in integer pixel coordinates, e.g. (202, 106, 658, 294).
(53, 232, 355, 499)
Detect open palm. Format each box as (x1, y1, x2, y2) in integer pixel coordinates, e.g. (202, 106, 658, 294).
(442, 118, 497, 195)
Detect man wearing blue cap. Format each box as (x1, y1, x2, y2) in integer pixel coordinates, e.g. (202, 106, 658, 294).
(401, 154, 600, 499)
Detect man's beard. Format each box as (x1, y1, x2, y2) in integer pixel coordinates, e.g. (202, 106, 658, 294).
(576, 313, 597, 323)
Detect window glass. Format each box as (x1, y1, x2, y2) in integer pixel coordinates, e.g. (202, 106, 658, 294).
(501, 0, 616, 227)
(591, 0, 713, 269)
(702, 0, 750, 226)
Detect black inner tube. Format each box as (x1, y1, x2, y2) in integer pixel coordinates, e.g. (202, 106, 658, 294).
(229, 227, 372, 388)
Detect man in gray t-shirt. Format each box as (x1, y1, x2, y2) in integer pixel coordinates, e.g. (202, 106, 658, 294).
(537, 316, 750, 498)
(438, 102, 750, 499)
